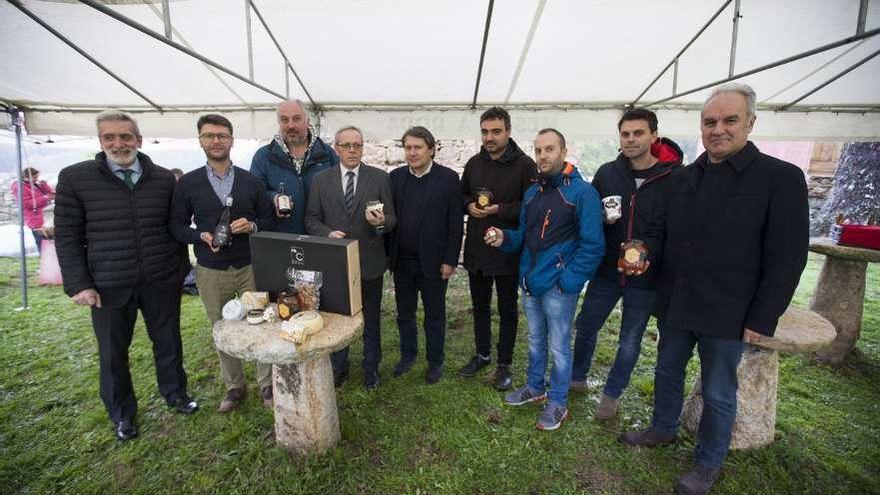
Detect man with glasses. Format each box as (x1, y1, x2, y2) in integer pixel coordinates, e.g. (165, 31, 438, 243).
(171, 114, 276, 413)
(306, 126, 396, 389)
(250, 99, 339, 234)
(55, 110, 197, 442)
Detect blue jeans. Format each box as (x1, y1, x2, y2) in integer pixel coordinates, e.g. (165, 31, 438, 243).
(652, 319, 745, 469)
(522, 289, 580, 407)
(571, 276, 655, 398)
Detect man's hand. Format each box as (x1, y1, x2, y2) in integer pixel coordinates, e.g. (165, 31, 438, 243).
(742, 328, 765, 344)
(365, 209, 385, 226)
(484, 227, 504, 247)
(200, 231, 221, 253)
(230, 218, 254, 235)
(440, 263, 456, 280)
(329, 230, 346, 239)
(604, 213, 618, 225)
(466, 202, 487, 218)
(72, 288, 102, 308)
(481, 204, 500, 216)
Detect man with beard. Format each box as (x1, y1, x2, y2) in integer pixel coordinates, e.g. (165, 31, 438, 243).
(250, 99, 339, 234)
(487, 128, 603, 430)
(55, 111, 197, 441)
(569, 108, 682, 421)
(458, 107, 537, 390)
(171, 114, 276, 412)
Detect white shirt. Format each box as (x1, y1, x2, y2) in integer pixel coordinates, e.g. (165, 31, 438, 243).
(408, 160, 434, 178)
(341, 163, 360, 195)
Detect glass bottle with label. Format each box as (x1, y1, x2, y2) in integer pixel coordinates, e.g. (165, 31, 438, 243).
(212, 196, 233, 248)
(275, 181, 293, 216)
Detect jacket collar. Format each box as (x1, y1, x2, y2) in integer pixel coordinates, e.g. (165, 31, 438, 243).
(479, 138, 525, 164)
(539, 162, 578, 188)
(694, 141, 759, 174)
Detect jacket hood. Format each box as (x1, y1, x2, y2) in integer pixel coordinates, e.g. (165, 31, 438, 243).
(651, 137, 684, 166)
(479, 138, 527, 164)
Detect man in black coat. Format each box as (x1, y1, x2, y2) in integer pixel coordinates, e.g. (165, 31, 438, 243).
(458, 107, 536, 389)
(388, 126, 464, 384)
(619, 83, 809, 495)
(55, 111, 197, 442)
(306, 125, 397, 390)
(569, 108, 682, 421)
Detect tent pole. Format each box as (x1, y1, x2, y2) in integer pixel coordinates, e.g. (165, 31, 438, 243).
(470, 0, 494, 109)
(778, 48, 880, 110)
(857, 0, 869, 35)
(728, 0, 741, 77)
(248, 0, 316, 106)
(631, 0, 734, 106)
(161, 0, 171, 40)
(8, 0, 163, 112)
(77, 0, 287, 101)
(8, 106, 29, 311)
(504, 0, 546, 104)
(245, 0, 254, 79)
(646, 27, 880, 107)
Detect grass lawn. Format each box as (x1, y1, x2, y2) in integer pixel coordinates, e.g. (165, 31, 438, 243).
(1, 253, 878, 495)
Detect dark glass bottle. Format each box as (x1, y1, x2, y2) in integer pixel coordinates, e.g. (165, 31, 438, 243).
(212, 196, 233, 248)
(276, 181, 292, 216)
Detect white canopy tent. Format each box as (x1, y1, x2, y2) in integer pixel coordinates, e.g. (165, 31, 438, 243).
(2, 0, 880, 140)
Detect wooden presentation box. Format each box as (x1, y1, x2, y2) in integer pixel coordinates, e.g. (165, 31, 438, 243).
(249, 232, 362, 316)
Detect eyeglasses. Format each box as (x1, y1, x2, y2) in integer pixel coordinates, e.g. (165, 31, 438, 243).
(199, 133, 233, 142)
(336, 143, 364, 151)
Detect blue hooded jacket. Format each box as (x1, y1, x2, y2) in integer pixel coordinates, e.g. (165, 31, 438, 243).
(249, 134, 339, 234)
(501, 163, 604, 297)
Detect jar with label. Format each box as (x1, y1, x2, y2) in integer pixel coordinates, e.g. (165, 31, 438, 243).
(277, 287, 300, 321)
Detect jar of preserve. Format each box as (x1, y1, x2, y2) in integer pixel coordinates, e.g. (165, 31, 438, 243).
(277, 287, 300, 321)
(617, 239, 649, 273)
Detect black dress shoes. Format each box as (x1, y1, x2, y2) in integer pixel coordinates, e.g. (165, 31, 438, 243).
(115, 419, 138, 441)
(426, 365, 443, 385)
(333, 368, 350, 388)
(168, 396, 199, 415)
(494, 365, 513, 390)
(364, 370, 380, 390)
(393, 357, 416, 378)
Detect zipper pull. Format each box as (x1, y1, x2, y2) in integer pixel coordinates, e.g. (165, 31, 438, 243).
(540, 209, 552, 239)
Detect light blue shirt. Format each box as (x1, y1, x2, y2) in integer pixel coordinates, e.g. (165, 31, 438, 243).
(206, 163, 235, 204)
(108, 157, 142, 185)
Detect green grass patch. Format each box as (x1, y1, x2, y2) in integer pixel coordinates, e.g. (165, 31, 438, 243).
(1, 253, 878, 494)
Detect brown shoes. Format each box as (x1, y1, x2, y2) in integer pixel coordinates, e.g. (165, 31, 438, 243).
(595, 394, 620, 420)
(217, 386, 246, 413)
(260, 386, 274, 408)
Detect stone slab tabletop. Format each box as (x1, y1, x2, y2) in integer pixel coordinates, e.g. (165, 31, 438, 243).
(809, 238, 880, 263)
(214, 311, 364, 365)
(753, 306, 835, 354)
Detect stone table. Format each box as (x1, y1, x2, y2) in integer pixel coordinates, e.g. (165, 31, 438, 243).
(808, 239, 880, 363)
(213, 311, 363, 456)
(680, 306, 835, 449)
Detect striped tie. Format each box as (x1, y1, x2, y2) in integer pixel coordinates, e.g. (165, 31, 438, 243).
(345, 171, 355, 211)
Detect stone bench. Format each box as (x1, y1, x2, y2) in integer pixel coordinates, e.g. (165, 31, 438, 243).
(808, 239, 880, 364)
(213, 310, 363, 456)
(680, 306, 835, 449)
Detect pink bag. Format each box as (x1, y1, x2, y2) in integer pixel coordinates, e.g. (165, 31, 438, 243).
(38, 239, 63, 286)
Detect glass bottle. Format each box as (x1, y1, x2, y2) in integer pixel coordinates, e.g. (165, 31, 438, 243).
(212, 196, 233, 248)
(276, 181, 293, 216)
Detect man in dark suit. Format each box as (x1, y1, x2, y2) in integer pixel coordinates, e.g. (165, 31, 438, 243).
(619, 83, 809, 495)
(55, 111, 197, 442)
(306, 126, 397, 390)
(388, 126, 464, 384)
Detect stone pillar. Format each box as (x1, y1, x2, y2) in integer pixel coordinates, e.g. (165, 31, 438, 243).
(681, 346, 778, 450)
(272, 356, 340, 456)
(811, 258, 867, 364)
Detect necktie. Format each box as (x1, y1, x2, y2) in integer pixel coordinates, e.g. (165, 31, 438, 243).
(121, 169, 135, 191)
(344, 171, 355, 211)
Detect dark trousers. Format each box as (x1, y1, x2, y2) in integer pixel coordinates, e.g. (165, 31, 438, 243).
(467, 271, 519, 365)
(571, 276, 655, 398)
(32, 229, 46, 254)
(331, 275, 384, 375)
(393, 258, 448, 367)
(90, 283, 188, 423)
(652, 319, 745, 469)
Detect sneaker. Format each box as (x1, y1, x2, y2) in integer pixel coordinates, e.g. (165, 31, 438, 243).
(426, 365, 443, 384)
(493, 365, 513, 390)
(217, 386, 246, 413)
(569, 379, 589, 392)
(536, 402, 569, 431)
(504, 386, 547, 406)
(260, 386, 274, 408)
(595, 394, 619, 420)
(619, 427, 678, 447)
(393, 357, 416, 378)
(675, 465, 722, 495)
(458, 355, 491, 377)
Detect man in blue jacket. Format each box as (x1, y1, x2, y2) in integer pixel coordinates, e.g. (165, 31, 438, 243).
(486, 128, 604, 430)
(250, 99, 339, 233)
